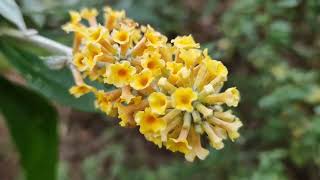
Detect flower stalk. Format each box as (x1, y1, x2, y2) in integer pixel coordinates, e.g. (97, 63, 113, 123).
(0, 27, 84, 85)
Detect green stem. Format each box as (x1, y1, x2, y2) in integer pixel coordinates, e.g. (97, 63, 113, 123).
(0, 28, 72, 55)
(0, 28, 83, 85)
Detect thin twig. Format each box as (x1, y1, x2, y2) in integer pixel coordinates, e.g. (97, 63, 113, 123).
(0, 28, 83, 85)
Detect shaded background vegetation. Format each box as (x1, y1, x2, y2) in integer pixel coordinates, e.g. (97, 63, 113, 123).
(0, 0, 320, 179)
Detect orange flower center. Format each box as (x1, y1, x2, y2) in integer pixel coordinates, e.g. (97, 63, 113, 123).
(147, 60, 156, 69)
(118, 32, 128, 42)
(118, 68, 128, 77)
(180, 95, 191, 104)
(145, 115, 156, 123)
(158, 99, 166, 106)
(78, 86, 87, 91)
(139, 77, 149, 86)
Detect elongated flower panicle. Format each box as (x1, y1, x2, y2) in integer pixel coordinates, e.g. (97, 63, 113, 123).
(65, 7, 242, 161)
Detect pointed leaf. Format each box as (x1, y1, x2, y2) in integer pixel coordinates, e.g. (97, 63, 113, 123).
(0, 0, 26, 30)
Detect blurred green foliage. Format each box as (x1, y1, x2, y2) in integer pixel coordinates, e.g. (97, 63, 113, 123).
(0, 76, 58, 180)
(0, 0, 320, 179)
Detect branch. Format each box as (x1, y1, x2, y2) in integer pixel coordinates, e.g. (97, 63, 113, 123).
(0, 28, 83, 85)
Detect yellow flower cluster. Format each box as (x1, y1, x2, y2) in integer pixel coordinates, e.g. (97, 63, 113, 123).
(65, 7, 242, 162)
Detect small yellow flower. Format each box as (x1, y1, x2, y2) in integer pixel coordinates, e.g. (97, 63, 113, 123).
(62, 11, 83, 33)
(214, 110, 237, 122)
(80, 8, 98, 26)
(130, 37, 147, 57)
(69, 84, 94, 98)
(184, 128, 209, 162)
(105, 61, 136, 87)
(145, 25, 167, 48)
(112, 28, 130, 45)
(141, 51, 165, 75)
(73, 52, 87, 71)
(120, 86, 135, 104)
(85, 66, 106, 81)
(112, 26, 132, 56)
(87, 26, 117, 55)
(117, 103, 135, 127)
(179, 48, 201, 68)
(144, 133, 162, 148)
(135, 108, 166, 134)
(117, 99, 148, 127)
(204, 87, 240, 107)
(104, 6, 125, 30)
(130, 28, 143, 44)
(212, 126, 228, 140)
(70, 11, 81, 24)
(166, 62, 184, 83)
(82, 42, 102, 70)
(130, 69, 154, 90)
(202, 122, 224, 150)
(87, 26, 107, 42)
(94, 90, 113, 114)
(166, 62, 183, 75)
(80, 8, 98, 20)
(171, 35, 200, 49)
(166, 112, 192, 154)
(159, 44, 175, 62)
(172, 88, 198, 112)
(166, 138, 192, 154)
(207, 116, 242, 141)
(158, 77, 177, 94)
(160, 115, 181, 141)
(203, 58, 228, 82)
(117, 99, 147, 127)
(93, 54, 115, 64)
(148, 92, 168, 115)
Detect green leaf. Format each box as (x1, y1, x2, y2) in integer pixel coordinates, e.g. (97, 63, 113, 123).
(0, 0, 26, 30)
(0, 51, 11, 70)
(0, 76, 58, 180)
(0, 41, 98, 112)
